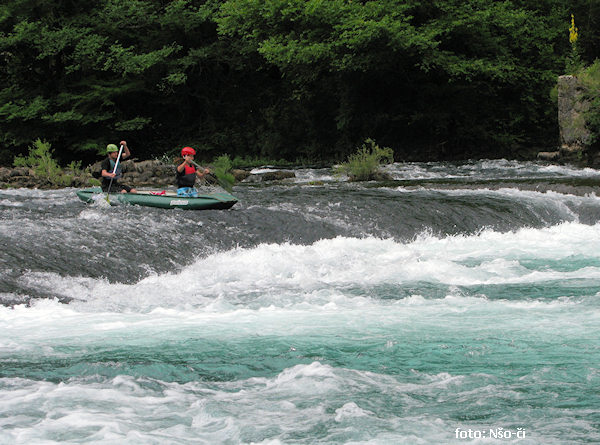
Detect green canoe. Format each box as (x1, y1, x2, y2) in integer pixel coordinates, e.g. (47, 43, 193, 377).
(76, 188, 237, 210)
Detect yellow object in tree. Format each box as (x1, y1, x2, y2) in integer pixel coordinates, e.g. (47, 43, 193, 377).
(569, 14, 578, 45)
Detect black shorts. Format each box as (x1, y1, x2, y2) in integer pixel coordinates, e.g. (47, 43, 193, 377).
(102, 182, 132, 193)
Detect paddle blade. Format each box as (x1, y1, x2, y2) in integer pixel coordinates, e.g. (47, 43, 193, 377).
(89, 192, 111, 207)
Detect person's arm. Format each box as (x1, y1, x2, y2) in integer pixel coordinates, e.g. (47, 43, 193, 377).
(177, 156, 191, 173)
(195, 167, 210, 178)
(120, 140, 131, 159)
(101, 169, 116, 178)
(100, 160, 115, 178)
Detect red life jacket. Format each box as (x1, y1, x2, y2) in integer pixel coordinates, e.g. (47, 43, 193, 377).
(176, 164, 197, 187)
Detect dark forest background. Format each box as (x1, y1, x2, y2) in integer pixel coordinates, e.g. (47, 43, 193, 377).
(1, 0, 599, 166)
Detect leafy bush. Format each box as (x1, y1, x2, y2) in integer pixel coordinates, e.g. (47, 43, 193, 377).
(211, 154, 235, 191)
(12, 139, 91, 186)
(13, 139, 72, 186)
(335, 139, 394, 181)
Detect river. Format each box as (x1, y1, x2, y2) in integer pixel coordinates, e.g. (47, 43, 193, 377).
(1, 159, 599, 444)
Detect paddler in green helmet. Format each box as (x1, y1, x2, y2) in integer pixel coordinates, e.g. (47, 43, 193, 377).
(101, 140, 137, 193)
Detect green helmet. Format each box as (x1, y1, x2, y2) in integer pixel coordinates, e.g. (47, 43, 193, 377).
(106, 144, 118, 153)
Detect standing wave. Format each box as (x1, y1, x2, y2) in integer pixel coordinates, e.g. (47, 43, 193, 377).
(3, 221, 599, 311)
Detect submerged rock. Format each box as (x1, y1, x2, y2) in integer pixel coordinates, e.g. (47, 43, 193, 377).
(260, 171, 296, 181)
(348, 171, 393, 181)
(537, 151, 561, 161)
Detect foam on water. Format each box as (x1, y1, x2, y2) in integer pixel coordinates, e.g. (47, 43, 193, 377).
(88, 192, 112, 208)
(5, 222, 600, 314)
(1, 359, 597, 444)
(0, 199, 23, 207)
(0, 224, 597, 373)
(384, 159, 600, 181)
(242, 159, 600, 184)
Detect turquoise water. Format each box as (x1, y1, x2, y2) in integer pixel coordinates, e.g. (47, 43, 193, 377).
(1, 160, 599, 444)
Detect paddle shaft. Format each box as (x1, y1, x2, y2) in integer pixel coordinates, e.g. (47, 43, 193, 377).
(106, 145, 124, 199)
(190, 160, 206, 173)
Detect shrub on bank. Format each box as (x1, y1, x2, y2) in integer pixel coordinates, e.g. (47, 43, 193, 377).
(13, 139, 90, 187)
(335, 139, 394, 181)
(212, 154, 236, 191)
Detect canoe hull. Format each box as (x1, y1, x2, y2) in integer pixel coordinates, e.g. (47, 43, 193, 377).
(76, 189, 237, 210)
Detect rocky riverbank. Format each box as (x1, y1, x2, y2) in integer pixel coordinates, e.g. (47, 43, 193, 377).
(0, 159, 297, 189)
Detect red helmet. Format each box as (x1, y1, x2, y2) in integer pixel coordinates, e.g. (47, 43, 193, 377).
(181, 146, 196, 156)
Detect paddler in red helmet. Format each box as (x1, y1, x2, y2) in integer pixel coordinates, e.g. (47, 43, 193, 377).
(176, 147, 211, 197)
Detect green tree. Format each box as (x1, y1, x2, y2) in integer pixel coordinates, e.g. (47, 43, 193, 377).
(1, 0, 598, 166)
(216, 0, 573, 158)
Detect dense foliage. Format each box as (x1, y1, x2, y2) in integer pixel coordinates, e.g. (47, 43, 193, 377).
(1, 0, 598, 166)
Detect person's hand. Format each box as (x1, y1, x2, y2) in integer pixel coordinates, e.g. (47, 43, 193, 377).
(106, 172, 116, 178)
(120, 140, 127, 146)
(203, 168, 210, 175)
